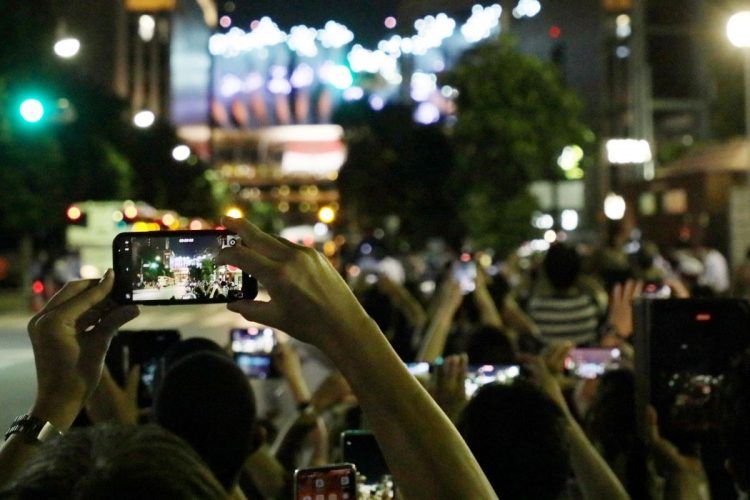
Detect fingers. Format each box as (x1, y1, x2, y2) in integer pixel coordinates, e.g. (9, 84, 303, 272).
(126, 365, 141, 403)
(217, 245, 275, 283)
(28, 279, 99, 330)
(53, 270, 118, 328)
(93, 305, 140, 336)
(228, 300, 283, 329)
(221, 217, 292, 259)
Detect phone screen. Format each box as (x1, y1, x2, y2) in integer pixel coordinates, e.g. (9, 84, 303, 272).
(112, 230, 258, 305)
(231, 327, 278, 378)
(452, 261, 477, 294)
(294, 464, 357, 500)
(564, 348, 622, 379)
(465, 364, 520, 397)
(406, 362, 430, 377)
(106, 329, 181, 408)
(642, 281, 671, 299)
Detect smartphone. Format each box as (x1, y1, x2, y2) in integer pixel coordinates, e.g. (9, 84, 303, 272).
(564, 348, 623, 379)
(341, 430, 390, 488)
(452, 260, 477, 294)
(294, 463, 357, 500)
(112, 230, 258, 305)
(465, 364, 521, 397)
(230, 326, 279, 379)
(106, 329, 181, 408)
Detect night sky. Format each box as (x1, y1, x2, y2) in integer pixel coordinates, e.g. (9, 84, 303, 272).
(223, 0, 416, 45)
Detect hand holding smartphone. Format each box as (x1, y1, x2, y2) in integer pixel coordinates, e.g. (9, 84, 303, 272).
(112, 230, 258, 305)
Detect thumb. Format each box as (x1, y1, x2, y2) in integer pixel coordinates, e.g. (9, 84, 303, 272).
(126, 365, 142, 403)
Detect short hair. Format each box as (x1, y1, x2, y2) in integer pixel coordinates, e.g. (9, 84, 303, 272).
(544, 243, 581, 291)
(458, 381, 570, 500)
(466, 325, 516, 365)
(1, 423, 226, 499)
(154, 351, 256, 490)
(719, 350, 750, 491)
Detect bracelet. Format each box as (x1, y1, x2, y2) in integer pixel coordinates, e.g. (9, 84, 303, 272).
(4, 414, 63, 444)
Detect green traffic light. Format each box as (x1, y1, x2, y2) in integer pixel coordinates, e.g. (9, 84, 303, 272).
(19, 98, 45, 123)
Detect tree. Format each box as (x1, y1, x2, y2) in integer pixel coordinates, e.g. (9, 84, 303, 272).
(444, 36, 593, 256)
(336, 102, 464, 249)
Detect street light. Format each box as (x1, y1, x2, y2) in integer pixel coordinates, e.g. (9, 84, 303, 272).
(54, 37, 80, 58)
(727, 11, 750, 143)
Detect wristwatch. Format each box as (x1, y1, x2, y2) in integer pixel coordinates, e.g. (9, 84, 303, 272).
(4, 414, 63, 443)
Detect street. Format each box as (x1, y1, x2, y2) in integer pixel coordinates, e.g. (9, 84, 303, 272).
(0, 300, 329, 430)
(132, 284, 188, 301)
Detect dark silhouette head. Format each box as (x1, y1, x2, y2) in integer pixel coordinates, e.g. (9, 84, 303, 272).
(544, 243, 581, 291)
(0, 424, 226, 499)
(154, 351, 257, 491)
(458, 381, 570, 500)
(466, 325, 517, 365)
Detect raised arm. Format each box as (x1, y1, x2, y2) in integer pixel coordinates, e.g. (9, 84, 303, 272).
(0, 272, 139, 488)
(522, 354, 629, 500)
(217, 218, 496, 500)
(415, 278, 464, 363)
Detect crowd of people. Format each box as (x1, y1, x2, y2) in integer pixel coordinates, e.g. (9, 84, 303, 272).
(1, 216, 749, 499)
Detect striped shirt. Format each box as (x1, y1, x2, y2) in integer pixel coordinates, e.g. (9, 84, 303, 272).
(526, 292, 601, 345)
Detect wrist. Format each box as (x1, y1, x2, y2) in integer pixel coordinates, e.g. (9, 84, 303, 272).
(29, 397, 83, 432)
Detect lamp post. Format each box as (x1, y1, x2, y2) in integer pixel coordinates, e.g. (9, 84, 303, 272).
(727, 12, 750, 143)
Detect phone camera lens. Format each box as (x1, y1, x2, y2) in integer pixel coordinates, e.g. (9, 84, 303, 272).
(229, 239, 237, 246)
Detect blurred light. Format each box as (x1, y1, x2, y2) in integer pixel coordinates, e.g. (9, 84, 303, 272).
(369, 95, 385, 110)
(615, 14, 631, 38)
(441, 85, 458, 99)
(461, 4, 502, 43)
(268, 77, 292, 95)
(161, 213, 176, 227)
(479, 254, 493, 267)
(327, 65, 353, 90)
(172, 145, 191, 161)
(291, 63, 315, 88)
(513, 0, 541, 18)
(460, 252, 471, 262)
(245, 72, 264, 92)
(314, 222, 329, 236)
(138, 15, 156, 42)
(19, 99, 45, 123)
(288, 25, 318, 57)
(278, 201, 290, 213)
(385, 16, 397, 29)
(532, 212, 554, 229)
(318, 21, 354, 48)
(132, 221, 150, 232)
(133, 110, 155, 128)
(219, 15, 232, 29)
(606, 139, 652, 164)
(112, 210, 124, 222)
(561, 209, 579, 231)
(124, 206, 138, 220)
(54, 37, 81, 58)
(604, 193, 626, 220)
(420, 280, 436, 294)
(66, 206, 82, 221)
(530, 239, 551, 252)
(323, 241, 337, 257)
(414, 102, 440, 124)
(727, 12, 750, 48)
(32, 280, 44, 295)
(544, 230, 557, 243)
(189, 219, 203, 230)
(343, 86, 364, 101)
(361, 243, 372, 255)
(557, 145, 584, 170)
(318, 206, 336, 224)
(220, 74, 243, 97)
(616, 46, 631, 58)
(411, 71, 437, 101)
(548, 26, 561, 38)
(225, 207, 244, 219)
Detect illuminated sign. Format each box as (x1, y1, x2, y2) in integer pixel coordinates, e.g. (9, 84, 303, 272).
(125, 0, 176, 11)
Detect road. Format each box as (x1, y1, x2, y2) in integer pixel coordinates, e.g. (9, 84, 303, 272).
(0, 303, 331, 431)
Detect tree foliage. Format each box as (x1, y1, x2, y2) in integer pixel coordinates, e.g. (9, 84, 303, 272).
(336, 102, 463, 249)
(444, 36, 592, 254)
